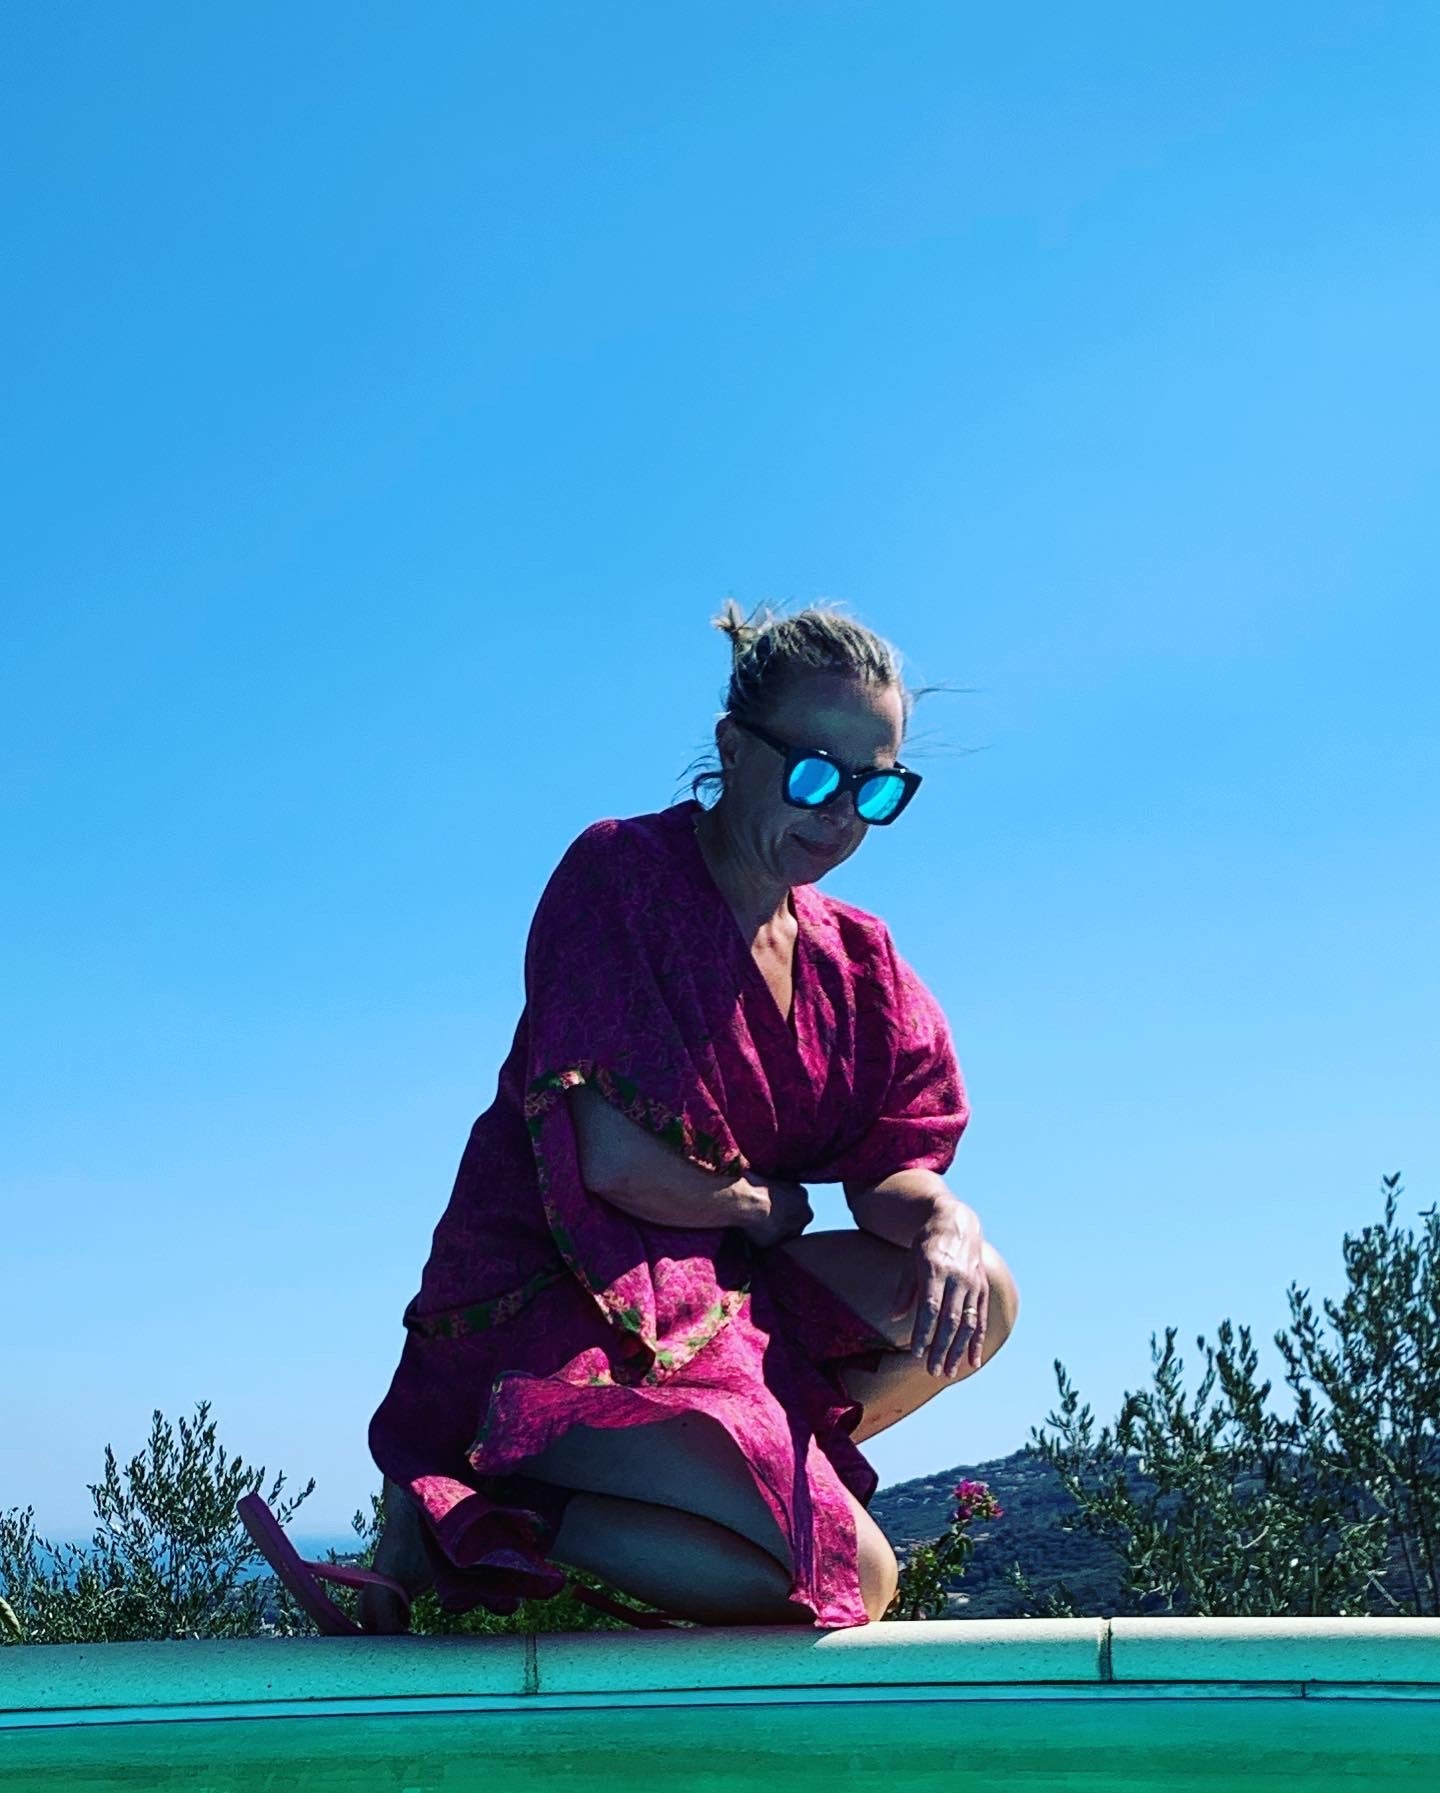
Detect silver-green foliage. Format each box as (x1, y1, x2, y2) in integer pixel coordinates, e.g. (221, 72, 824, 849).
(0, 1402, 317, 1643)
(0, 1409, 651, 1643)
(1006, 1173, 1435, 1618)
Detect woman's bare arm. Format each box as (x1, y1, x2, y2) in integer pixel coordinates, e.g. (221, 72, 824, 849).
(566, 1083, 772, 1231)
(843, 1168, 965, 1245)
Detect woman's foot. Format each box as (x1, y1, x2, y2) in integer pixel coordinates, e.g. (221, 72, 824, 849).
(360, 1480, 436, 1634)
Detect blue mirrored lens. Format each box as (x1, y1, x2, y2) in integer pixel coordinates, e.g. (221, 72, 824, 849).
(788, 756, 841, 804)
(857, 775, 906, 821)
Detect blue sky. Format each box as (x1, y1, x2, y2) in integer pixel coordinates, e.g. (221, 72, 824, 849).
(4, 2, 1437, 1549)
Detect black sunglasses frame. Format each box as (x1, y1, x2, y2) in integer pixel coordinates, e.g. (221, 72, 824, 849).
(728, 716, 922, 824)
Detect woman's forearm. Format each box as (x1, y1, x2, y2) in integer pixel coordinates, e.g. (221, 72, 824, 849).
(846, 1168, 972, 1247)
(569, 1086, 978, 1242)
(600, 1150, 769, 1230)
(568, 1084, 768, 1229)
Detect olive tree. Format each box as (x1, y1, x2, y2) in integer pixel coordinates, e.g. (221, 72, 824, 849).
(1007, 1173, 1436, 1618)
(0, 1403, 316, 1643)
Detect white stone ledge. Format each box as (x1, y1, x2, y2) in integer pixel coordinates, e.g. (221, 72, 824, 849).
(0, 1635, 533, 1713)
(531, 1618, 1101, 1692)
(3, 1617, 1440, 1730)
(1110, 1616, 1440, 1684)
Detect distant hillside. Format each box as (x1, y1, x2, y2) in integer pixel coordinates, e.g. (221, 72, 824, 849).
(869, 1445, 1428, 1619)
(868, 1445, 1130, 1618)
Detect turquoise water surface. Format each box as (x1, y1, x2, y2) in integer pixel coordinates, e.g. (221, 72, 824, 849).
(5, 1694, 1438, 1792)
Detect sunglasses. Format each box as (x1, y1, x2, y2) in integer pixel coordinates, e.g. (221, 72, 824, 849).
(729, 716, 922, 824)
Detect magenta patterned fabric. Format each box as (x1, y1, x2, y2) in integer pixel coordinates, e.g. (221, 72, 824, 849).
(367, 796, 969, 1629)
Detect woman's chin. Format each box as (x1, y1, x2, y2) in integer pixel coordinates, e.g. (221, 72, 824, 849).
(789, 841, 848, 882)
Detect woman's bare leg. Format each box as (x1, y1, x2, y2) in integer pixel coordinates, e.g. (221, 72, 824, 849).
(360, 1476, 436, 1634)
(362, 1472, 812, 1630)
(521, 1409, 899, 1623)
(520, 1410, 793, 1568)
(777, 1230, 1021, 1444)
(548, 1490, 812, 1625)
(366, 1421, 897, 1630)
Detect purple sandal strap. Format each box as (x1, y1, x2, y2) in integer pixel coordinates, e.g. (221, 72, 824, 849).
(237, 1493, 370, 1635)
(308, 1560, 412, 1601)
(564, 1577, 687, 1629)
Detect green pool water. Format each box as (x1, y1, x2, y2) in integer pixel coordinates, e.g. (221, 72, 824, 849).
(6, 1698, 1440, 1793)
(4, 1619, 1439, 1792)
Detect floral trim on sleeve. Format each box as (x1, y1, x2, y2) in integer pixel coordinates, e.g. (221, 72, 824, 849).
(398, 1064, 751, 1370)
(523, 1060, 751, 1387)
(524, 1062, 744, 1176)
(403, 1264, 571, 1341)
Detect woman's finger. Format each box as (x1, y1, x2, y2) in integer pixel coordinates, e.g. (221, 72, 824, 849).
(927, 1274, 971, 1376)
(908, 1262, 945, 1359)
(967, 1277, 991, 1370)
(945, 1273, 990, 1377)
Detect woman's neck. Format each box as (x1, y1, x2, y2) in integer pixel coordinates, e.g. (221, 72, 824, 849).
(694, 802, 794, 936)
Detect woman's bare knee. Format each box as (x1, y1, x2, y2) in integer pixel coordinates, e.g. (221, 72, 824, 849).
(551, 1490, 811, 1626)
(854, 1504, 900, 1621)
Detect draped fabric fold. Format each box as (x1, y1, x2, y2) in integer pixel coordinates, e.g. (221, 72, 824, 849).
(800, 929, 969, 1187)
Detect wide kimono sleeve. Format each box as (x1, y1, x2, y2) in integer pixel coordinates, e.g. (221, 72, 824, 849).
(805, 928, 970, 1188)
(520, 819, 755, 1387)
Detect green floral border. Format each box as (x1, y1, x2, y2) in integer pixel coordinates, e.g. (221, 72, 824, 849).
(407, 1062, 751, 1388)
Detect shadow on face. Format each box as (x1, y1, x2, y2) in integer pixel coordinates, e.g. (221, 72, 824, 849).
(717, 672, 907, 881)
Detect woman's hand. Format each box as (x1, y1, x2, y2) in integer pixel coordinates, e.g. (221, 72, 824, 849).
(890, 1205, 990, 1377)
(736, 1176, 814, 1250)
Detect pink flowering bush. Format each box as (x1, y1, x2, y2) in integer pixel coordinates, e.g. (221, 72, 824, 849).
(885, 1479, 1004, 1620)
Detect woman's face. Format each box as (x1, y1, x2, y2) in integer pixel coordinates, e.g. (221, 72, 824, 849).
(716, 673, 907, 883)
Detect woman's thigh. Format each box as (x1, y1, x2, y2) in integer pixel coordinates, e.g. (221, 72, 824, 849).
(775, 1225, 918, 1349)
(517, 1409, 796, 1573)
(516, 1408, 896, 1597)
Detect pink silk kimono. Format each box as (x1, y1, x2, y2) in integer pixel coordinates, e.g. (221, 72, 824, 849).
(367, 796, 969, 1629)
